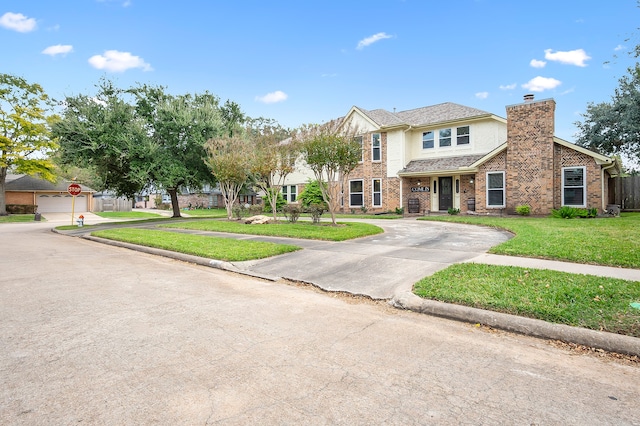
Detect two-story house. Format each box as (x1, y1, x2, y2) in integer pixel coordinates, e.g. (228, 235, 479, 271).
(285, 94, 620, 216)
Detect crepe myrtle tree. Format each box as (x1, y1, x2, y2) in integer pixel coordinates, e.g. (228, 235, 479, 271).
(204, 134, 252, 220)
(248, 123, 296, 222)
(296, 119, 361, 226)
(0, 73, 58, 215)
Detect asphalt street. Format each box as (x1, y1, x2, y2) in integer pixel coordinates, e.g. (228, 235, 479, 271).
(1, 221, 639, 424)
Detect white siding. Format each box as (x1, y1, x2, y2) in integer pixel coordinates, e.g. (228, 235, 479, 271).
(386, 129, 405, 177)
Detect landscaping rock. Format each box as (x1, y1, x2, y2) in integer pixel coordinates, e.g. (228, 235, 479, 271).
(244, 215, 271, 225)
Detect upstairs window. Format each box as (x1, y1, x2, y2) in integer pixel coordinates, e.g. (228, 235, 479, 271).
(439, 128, 451, 147)
(456, 126, 470, 145)
(372, 133, 381, 161)
(487, 172, 505, 208)
(422, 131, 434, 149)
(562, 167, 586, 207)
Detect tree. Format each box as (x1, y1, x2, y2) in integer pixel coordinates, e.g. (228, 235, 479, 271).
(130, 85, 224, 217)
(575, 64, 640, 170)
(0, 73, 58, 215)
(248, 124, 296, 221)
(204, 135, 252, 219)
(53, 80, 152, 200)
(54, 80, 225, 218)
(296, 119, 361, 225)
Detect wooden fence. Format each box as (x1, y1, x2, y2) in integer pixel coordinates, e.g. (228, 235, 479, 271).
(93, 197, 132, 212)
(609, 176, 640, 211)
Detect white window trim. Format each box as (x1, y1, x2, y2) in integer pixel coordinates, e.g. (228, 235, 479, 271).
(355, 136, 363, 163)
(438, 128, 452, 148)
(456, 126, 470, 145)
(562, 166, 586, 207)
(349, 179, 364, 207)
(372, 178, 382, 207)
(486, 171, 505, 208)
(371, 133, 381, 162)
(422, 131, 434, 150)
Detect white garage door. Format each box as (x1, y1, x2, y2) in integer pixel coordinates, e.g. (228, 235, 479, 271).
(37, 193, 88, 213)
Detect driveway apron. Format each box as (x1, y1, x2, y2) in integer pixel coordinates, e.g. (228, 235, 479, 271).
(232, 219, 512, 299)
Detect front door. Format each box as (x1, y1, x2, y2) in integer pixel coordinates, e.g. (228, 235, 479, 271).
(439, 177, 453, 211)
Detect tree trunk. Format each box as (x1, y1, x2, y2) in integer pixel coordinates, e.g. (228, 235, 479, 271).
(0, 166, 7, 216)
(168, 188, 181, 218)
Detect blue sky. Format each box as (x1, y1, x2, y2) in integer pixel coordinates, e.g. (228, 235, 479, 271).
(2, 0, 639, 142)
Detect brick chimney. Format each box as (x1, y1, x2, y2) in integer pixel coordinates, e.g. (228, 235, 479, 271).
(505, 95, 556, 214)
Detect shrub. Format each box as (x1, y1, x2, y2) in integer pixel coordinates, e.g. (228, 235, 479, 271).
(282, 204, 301, 223)
(515, 204, 531, 216)
(232, 203, 248, 220)
(395, 206, 404, 215)
(360, 205, 368, 214)
(298, 180, 328, 210)
(305, 203, 325, 224)
(263, 188, 286, 213)
(551, 206, 579, 219)
(6, 204, 38, 214)
(447, 207, 460, 215)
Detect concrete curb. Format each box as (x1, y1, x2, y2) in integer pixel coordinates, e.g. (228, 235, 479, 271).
(390, 290, 640, 357)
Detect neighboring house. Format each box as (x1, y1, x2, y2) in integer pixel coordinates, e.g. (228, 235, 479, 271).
(284, 95, 620, 216)
(5, 174, 95, 213)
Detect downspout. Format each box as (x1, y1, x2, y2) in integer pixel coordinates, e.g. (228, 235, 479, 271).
(601, 160, 618, 211)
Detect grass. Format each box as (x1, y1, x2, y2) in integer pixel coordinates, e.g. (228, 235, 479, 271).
(161, 219, 384, 241)
(95, 211, 163, 219)
(419, 213, 640, 268)
(414, 263, 640, 337)
(181, 208, 229, 218)
(91, 228, 300, 261)
(0, 214, 37, 223)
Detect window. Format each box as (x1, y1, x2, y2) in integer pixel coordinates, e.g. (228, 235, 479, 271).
(456, 126, 470, 145)
(562, 167, 586, 207)
(486, 172, 505, 207)
(372, 179, 382, 207)
(355, 136, 363, 162)
(372, 133, 381, 161)
(422, 131, 434, 149)
(282, 185, 297, 203)
(439, 128, 451, 147)
(349, 180, 364, 207)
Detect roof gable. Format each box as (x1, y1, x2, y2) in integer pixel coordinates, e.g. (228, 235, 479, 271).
(6, 174, 95, 192)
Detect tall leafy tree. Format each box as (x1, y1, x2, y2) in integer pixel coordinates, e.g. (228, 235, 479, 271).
(130, 85, 224, 217)
(575, 64, 640, 170)
(0, 73, 58, 215)
(248, 124, 296, 221)
(296, 119, 361, 225)
(204, 135, 252, 219)
(53, 80, 152, 200)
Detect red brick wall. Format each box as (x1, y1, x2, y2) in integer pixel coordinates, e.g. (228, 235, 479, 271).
(475, 152, 507, 214)
(553, 145, 603, 209)
(6, 192, 34, 205)
(403, 177, 430, 214)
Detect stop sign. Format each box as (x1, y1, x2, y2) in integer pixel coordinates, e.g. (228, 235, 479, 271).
(67, 183, 82, 196)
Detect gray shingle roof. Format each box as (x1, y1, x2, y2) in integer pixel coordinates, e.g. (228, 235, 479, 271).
(399, 154, 487, 174)
(6, 174, 95, 192)
(358, 103, 492, 128)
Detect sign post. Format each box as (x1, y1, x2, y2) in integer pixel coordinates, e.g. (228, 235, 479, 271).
(67, 183, 82, 225)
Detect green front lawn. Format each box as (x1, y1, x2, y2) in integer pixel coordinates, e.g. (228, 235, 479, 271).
(91, 228, 300, 261)
(420, 213, 640, 268)
(161, 220, 383, 241)
(0, 214, 37, 223)
(414, 263, 640, 337)
(181, 208, 229, 218)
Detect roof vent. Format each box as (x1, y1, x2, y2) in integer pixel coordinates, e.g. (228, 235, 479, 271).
(524, 94, 534, 102)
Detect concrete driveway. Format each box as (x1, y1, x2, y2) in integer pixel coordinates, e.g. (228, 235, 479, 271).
(224, 219, 512, 299)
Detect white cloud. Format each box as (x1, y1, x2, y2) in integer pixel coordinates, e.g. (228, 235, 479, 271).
(321, 73, 337, 78)
(42, 44, 73, 56)
(357, 32, 393, 50)
(522, 76, 562, 92)
(614, 44, 625, 51)
(530, 59, 546, 68)
(88, 50, 152, 72)
(475, 92, 489, 99)
(544, 48, 591, 67)
(255, 90, 288, 104)
(0, 12, 37, 32)
(499, 83, 517, 90)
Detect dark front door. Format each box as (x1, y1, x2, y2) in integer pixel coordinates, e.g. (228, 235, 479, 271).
(439, 177, 453, 211)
